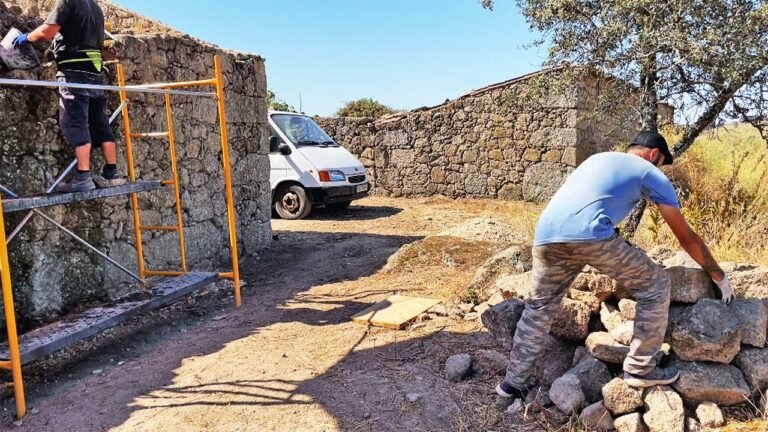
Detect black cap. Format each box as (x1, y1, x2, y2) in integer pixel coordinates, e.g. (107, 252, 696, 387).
(631, 131, 673, 165)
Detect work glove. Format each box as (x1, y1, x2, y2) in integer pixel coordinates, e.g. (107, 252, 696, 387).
(12, 33, 29, 49)
(713, 275, 734, 304)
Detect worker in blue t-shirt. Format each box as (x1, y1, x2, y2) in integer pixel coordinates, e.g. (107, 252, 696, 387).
(496, 131, 734, 399)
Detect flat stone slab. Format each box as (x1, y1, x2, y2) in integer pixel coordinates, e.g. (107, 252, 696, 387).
(670, 358, 750, 406)
(0, 272, 217, 364)
(2, 180, 163, 213)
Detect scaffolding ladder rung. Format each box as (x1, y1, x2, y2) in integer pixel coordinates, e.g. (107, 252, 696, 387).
(144, 270, 186, 277)
(130, 132, 169, 138)
(0, 360, 11, 370)
(140, 225, 179, 232)
(161, 180, 176, 186)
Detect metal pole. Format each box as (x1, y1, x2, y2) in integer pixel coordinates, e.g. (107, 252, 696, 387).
(5, 100, 129, 244)
(0, 185, 143, 284)
(117, 64, 147, 282)
(0, 199, 27, 419)
(214, 55, 242, 308)
(164, 94, 188, 272)
(0, 77, 215, 98)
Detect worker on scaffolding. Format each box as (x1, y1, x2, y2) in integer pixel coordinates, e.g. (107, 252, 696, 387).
(13, 0, 125, 192)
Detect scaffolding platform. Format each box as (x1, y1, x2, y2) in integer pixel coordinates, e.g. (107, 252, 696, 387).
(0, 272, 217, 365)
(1, 181, 163, 214)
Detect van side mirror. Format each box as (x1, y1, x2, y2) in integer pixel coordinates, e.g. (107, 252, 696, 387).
(279, 143, 292, 156)
(269, 136, 281, 153)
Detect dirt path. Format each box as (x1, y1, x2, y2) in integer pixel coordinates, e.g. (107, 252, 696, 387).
(1, 197, 541, 432)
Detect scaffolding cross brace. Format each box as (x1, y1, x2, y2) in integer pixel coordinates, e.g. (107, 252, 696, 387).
(0, 54, 242, 419)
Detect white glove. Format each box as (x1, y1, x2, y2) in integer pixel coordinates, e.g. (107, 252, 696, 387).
(713, 275, 734, 304)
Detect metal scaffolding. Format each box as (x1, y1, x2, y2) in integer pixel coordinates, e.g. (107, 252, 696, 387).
(0, 54, 242, 419)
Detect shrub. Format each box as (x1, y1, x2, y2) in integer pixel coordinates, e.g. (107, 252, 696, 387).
(336, 98, 394, 119)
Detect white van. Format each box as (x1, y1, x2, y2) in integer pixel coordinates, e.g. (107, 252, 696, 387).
(268, 111, 369, 219)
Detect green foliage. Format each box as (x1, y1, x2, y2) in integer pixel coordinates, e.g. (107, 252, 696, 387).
(635, 124, 768, 263)
(336, 98, 394, 119)
(484, 0, 768, 153)
(267, 90, 295, 112)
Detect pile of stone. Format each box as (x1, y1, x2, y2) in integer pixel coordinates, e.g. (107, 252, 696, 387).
(460, 247, 768, 431)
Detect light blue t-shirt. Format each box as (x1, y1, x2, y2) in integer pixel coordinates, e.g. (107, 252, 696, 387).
(534, 152, 679, 246)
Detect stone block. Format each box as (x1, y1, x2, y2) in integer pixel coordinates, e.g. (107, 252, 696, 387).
(550, 373, 585, 414)
(695, 402, 725, 428)
(670, 358, 750, 406)
(614, 413, 647, 432)
(662, 254, 715, 303)
(444, 354, 472, 382)
(567, 356, 612, 403)
(667, 299, 741, 363)
(643, 386, 685, 432)
(729, 265, 768, 299)
(480, 299, 525, 350)
(586, 332, 630, 364)
(610, 321, 634, 346)
(551, 298, 591, 341)
(531, 334, 576, 386)
(466, 245, 532, 302)
(579, 401, 614, 431)
(568, 289, 601, 313)
(602, 378, 644, 415)
(600, 302, 625, 332)
(735, 347, 768, 393)
(619, 299, 637, 320)
(728, 298, 767, 347)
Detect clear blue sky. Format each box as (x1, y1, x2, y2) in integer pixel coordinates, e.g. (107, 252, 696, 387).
(115, 1, 547, 116)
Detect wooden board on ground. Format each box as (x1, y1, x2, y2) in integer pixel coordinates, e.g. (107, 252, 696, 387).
(352, 295, 441, 330)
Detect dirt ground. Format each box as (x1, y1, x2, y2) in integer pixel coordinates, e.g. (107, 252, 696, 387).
(0, 196, 548, 432)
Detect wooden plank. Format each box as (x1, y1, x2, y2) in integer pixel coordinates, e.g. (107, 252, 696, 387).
(2, 180, 163, 213)
(0, 272, 217, 364)
(351, 295, 441, 330)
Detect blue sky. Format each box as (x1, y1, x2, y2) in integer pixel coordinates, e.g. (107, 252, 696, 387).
(115, 1, 546, 116)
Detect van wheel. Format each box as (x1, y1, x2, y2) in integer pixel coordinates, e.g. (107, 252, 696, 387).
(275, 185, 312, 220)
(327, 201, 352, 211)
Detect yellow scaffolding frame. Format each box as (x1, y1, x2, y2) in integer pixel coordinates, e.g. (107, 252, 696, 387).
(0, 54, 242, 419)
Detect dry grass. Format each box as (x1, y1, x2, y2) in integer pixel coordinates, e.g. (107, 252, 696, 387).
(634, 124, 768, 265)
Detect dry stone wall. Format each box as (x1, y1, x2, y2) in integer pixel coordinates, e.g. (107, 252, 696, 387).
(317, 71, 673, 203)
(0, 2, 270, 331)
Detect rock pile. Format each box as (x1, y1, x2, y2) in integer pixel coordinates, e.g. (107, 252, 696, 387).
(466, 249, 768, 430)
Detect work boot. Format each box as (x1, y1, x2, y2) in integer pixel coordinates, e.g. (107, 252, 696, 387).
(94, 165, 127, 188)
(495, 380, 528, 399)
(56, 171, 96, 193)
(623, 366, 679, 388)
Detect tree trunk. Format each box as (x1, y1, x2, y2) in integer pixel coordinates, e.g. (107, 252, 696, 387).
(624, 58, 659, 238)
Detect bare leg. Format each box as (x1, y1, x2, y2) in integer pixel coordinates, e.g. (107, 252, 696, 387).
(101, 141, 117, 165)
(74, 144, 92, 171)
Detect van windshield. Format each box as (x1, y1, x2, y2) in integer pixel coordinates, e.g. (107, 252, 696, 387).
(272, 114, 337, 147)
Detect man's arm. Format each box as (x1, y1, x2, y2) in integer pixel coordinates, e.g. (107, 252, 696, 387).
(657, 203, 724, 281)
(27, 23, 60, 43)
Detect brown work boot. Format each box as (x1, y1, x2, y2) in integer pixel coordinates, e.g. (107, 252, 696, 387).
(93, 175, 127, 188)
(56, 172, 96, 193)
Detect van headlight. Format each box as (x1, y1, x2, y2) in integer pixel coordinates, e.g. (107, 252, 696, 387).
(319, 170, 346, 182)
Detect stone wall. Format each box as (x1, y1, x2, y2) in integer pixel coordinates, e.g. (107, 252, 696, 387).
(0, 2, 271, 331)
(3, 0, 177, 34)
(317, 70, 673, 203)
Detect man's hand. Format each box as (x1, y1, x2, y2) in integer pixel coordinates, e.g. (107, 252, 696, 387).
(713, 275, 735, 304)
(12, 33, 29, 48)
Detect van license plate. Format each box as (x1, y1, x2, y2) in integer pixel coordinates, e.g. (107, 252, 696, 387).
(356, 184, 368, 193)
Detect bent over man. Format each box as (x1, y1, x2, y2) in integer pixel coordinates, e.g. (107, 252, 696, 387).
(496, 131, 734, 398)
(14, 0, 125, 192)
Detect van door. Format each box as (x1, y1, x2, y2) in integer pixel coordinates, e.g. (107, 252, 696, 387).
(268, 125, 287, 189)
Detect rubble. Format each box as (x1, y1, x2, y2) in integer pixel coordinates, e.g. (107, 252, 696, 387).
(551, 298, 591, 341)
(549, 373, 585, 413)
(670, 358, 750, 406)
(614, 412, 647, 432)
(586, 332, 630, 364)
(695, 402, 725, 428)
(643, 386, 685, 432)
(602, 378, 643, 415)
(728, 298, 767, 347)
(444, 354, 472, 382)
(480, 299, 524, 350)
(579, 401, 614, 431)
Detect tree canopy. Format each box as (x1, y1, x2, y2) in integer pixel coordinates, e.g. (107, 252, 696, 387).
(482, 0, 768, 153)
(336, 98, 395, 119)
(267, 90, 295, 112)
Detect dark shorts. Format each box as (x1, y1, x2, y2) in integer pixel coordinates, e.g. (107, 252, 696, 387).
(57, 71, 115, 148)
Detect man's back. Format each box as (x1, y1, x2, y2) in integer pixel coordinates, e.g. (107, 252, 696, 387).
(533, 152, 678, 246)
(47, 0, 104, 54)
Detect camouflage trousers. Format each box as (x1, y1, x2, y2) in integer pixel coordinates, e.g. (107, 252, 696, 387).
(505, 235, 671, 388)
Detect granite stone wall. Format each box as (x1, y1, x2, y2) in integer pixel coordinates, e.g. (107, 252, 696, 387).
(317, 70, 673, 203)
(0, 1, 270, 330)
